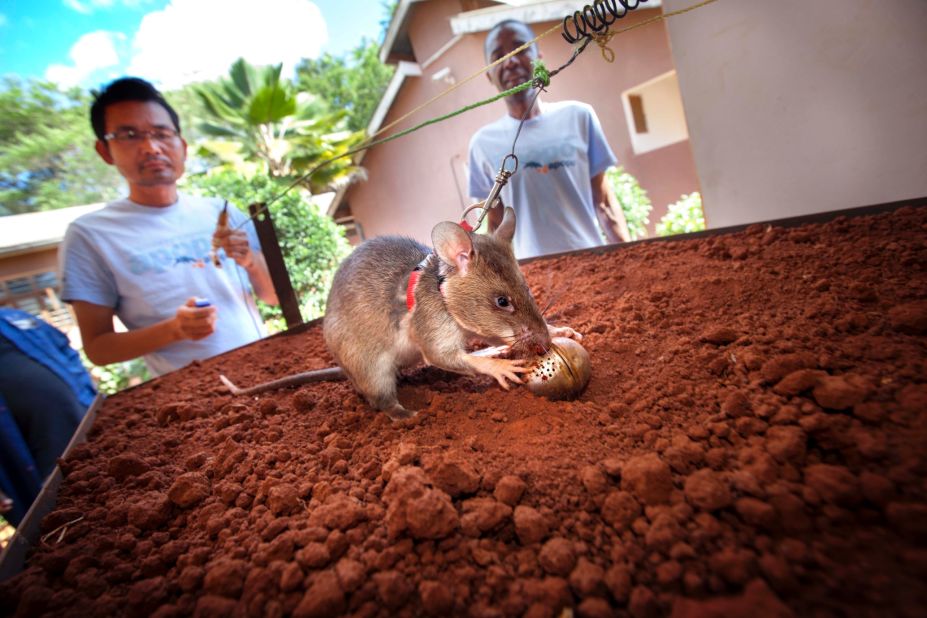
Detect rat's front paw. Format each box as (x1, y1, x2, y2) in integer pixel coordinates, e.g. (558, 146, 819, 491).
(548, 324, 583, 341)
(467, 355, 530, 390)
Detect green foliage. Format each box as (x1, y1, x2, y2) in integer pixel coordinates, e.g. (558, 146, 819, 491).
(0, 77, 122, 215)
(296, 39, 395, 132)
(657, 192, 706, 236)
(183, 170, 351, 323)
(79, 350, 151, 396)
(379, 1, 399, 39)
(605, 166, 652, 240)
(194, 58, 363, 194)
(164, 83, 212, 145)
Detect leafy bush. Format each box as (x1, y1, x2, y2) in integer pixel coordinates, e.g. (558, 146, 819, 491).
(79, 351, 151, 396)
(183, 170, 351, 325)
(605, 166, 651, 241)
(657, 192, 705, 236)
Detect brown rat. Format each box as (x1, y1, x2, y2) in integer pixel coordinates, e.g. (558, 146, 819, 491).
(220, 207, 579, 420)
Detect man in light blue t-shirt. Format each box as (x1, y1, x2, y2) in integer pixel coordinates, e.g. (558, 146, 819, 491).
(60, 77, 278, 376)
(468, 20, 631, 260)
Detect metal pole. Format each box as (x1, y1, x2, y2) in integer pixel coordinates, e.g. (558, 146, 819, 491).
(248, 202, 303, 329)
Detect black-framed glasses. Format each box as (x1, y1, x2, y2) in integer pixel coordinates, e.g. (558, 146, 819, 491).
(103, 128, 180, 144)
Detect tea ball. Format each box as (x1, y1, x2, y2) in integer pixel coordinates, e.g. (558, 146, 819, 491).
(525, 337, 592, 400)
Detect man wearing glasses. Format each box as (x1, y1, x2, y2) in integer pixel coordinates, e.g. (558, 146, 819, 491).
(60, 77, 278, 377)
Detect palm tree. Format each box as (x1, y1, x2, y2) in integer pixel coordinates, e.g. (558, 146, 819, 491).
(194, 58, 362, 194)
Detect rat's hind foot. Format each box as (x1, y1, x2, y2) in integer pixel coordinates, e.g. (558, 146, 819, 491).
(548, 324, 583, 341)
(385, 404, 418, 421)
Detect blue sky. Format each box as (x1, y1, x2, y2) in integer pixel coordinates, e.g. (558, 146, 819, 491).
(0, 0, 388, 90)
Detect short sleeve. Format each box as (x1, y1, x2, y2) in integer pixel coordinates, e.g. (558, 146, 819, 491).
(585, 106, 618, 178)
(59, 224, 119, 308)
(467, 134, 495, 200)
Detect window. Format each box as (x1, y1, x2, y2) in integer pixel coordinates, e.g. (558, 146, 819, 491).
(622, 71, 689, 155)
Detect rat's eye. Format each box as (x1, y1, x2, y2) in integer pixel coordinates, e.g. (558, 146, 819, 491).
(495, 296, 514, 311)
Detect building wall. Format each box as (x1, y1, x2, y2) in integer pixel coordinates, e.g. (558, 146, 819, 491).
(0, 247, 58, 281)
(663, 0, 927, 227)
(347, 2, 700, 244)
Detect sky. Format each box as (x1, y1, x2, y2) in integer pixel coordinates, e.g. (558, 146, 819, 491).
(0, 0, 389, 90)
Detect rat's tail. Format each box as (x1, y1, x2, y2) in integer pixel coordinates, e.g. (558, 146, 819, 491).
(219, 367, 346, 396)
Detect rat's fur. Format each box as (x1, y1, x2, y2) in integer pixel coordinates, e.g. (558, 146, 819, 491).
(323, 208, 550, 419)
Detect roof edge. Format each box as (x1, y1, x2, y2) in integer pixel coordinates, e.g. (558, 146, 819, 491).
(450, 0, 662, 35)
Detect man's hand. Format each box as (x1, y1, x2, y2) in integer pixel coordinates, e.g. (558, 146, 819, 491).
(173, 297, 217, 341)
(213, 228, 254, 269)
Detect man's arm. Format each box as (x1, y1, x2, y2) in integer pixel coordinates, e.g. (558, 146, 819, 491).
(73, 299, 216, 366)
(591, 172, 631, 243)
(213, 228, 279, 305)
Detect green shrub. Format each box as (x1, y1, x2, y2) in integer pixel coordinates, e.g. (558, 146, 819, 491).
(606, 166, 652, 241)
(80, 351, 151, 396)
(657, 192, 705, 236)
(183, 170, 351, 326)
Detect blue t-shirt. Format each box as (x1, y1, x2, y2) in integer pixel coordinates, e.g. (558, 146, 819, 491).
(60, 194, 266, 376)
(468, 100, 617, 259)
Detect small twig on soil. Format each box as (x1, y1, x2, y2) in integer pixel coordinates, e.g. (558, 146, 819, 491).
(40, 515, 84, 545)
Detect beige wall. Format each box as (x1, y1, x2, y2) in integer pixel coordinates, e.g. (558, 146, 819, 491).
(663, 0, 927, 228)
(347, 3, 700, 243)
(0, 247, 58, 281)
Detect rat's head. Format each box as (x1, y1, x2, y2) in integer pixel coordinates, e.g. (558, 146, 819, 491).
(432, 207, 551, 355)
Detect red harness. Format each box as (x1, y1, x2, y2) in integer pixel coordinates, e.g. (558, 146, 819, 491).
(406, 269, 423, 311)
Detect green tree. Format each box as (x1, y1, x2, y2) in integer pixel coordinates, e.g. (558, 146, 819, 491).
(296, 39, 395, 132)
(193, 58, 362, 194)
(657, 192, 705, 236)
(183, 170, 351, 327)
(606, 166, 652, 241)
(0, 78, 122, 215)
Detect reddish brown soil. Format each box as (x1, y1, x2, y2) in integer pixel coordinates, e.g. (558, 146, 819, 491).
(3, 206, 927, 618)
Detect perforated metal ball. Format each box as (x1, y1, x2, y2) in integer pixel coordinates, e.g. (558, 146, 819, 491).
(525, 337, 592, 401)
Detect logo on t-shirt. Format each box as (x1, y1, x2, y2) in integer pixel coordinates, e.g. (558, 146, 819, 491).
(128, 235, 215, 275)
(518, 140, 580, 175)
(174, 255, 208, 268)
(525, 160, 577, 174)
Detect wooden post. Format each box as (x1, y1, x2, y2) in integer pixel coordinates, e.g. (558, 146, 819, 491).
(248, 202, 302, 329)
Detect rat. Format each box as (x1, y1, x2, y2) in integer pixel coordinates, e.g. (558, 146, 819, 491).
(219, 207, 580, 420)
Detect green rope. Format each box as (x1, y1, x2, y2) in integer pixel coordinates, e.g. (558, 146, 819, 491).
(343, 59, 551, 155)
(242, 60, 554, 221)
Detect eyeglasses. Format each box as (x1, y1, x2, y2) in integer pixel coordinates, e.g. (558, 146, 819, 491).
(103, 128, 180, 144)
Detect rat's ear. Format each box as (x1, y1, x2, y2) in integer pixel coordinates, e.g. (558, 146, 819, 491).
(432, 221, 473, 275)
(493, 207, 517, 245)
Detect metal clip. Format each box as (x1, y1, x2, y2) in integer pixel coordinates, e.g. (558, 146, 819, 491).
(462, 154, 519, 230)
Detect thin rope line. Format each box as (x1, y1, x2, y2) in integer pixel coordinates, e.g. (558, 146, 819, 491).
(372, 21, 563, 141)
(593, 0, 719, 58)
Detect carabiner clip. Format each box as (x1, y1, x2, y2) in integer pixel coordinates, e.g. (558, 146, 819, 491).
(463, 154, 519, 230)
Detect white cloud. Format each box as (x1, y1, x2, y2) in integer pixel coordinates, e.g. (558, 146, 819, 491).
(45, 31, 123, 88)
(126, 0, 328, 89)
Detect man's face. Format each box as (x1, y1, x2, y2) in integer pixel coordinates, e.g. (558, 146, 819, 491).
(95, 100, 187, 188)
(485, 24, 539, 95)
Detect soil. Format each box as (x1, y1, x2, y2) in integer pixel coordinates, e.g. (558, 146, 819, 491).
(2, 206, 927, 618)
